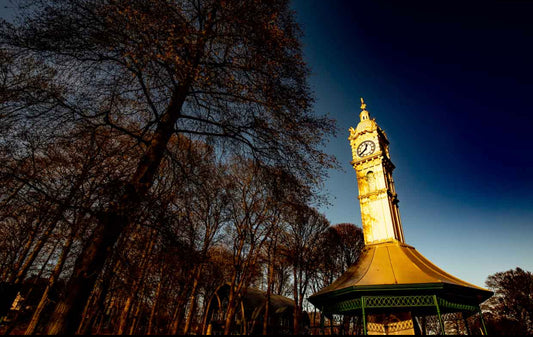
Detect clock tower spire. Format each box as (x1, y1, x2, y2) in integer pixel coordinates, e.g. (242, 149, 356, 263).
(349, 99, 405, 244)
(359, 97, 370, 121)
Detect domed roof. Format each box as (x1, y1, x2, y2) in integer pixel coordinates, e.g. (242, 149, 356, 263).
(355, 116, 378, 135)
(309, 241, 493, 306)
(349, 98, 379, 138)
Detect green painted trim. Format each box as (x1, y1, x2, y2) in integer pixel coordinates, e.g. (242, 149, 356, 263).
(312, 282, 446, 301)
(322, 294, 439, 313)
(320, 294, 482, 316)
(323, 297, 362, 313)
(434, 295, 446, 335)
(478, 308, 488, 335)
(362, 296, 367, 335)
(438, 298, 479, 313)
(364, 295, 435, 308)
(309, 281, 493, 306)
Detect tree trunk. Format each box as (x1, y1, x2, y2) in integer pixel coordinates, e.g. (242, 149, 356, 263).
(240, 300, 247, 335)
(44, 84, 190, 335)
(263, 250, 275, 335)
(34, 240, 60, 281)
(1, 239, 60, 335)
(116, 296, 134, 335)
(223, 241, 245, 336)
(223, 296, 237, 336)
(199, 300, 210, 335)
(11, 162, 90, 286)
(117, 232, 154, 335)
(24, 229, 74, 335)
(223, 277, 236, 335)
(3, 224, 37, 281)
(9, 219, 55, 284)
(292, 267, 301, 335)
(76, 256, 121, 335)
(223, 276, 246, 336)
(93, 311, 104, 334)
(146, 272, 162, 335)
(169, 290, 189, 335)
(183, 265, 202, 335)
(128, 299, 142, 335)
(146, 262, 164, 335)
(45, 209, 129, 335)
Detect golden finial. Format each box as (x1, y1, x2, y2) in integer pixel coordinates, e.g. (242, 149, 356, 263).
(359, 97, 370, 122)
(360, 97, 367, 111)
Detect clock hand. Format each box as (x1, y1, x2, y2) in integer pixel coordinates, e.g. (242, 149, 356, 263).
(360, 143, 368, 155)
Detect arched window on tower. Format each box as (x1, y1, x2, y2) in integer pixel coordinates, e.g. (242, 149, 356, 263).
(366, 171, 376, 192)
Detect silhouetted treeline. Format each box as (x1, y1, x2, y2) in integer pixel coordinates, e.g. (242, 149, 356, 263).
(0, 125, 364, 334)
(0, 0, 368, 335)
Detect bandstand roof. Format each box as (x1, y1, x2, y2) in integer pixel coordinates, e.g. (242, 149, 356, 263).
(309, 241, 492, 307)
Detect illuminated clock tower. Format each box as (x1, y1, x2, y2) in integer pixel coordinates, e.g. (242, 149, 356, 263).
(348, 98, 405, 245)
(310, 98, 493, 335)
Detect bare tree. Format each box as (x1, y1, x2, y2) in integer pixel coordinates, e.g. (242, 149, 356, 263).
(483, 267, 533, 335)
(315, 223, 364, 289)
(282, 206, 330, 334)
(219, 160, 283, 334)
(1, 0, 336, 333)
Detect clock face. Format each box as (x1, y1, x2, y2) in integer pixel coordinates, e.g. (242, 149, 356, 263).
(357, 140, 376, 157)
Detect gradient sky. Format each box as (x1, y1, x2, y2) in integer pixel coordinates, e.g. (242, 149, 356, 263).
(291, 0, 533, 288)
(1, 1, 532, 289)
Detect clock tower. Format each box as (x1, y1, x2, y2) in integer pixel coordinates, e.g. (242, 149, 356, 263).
(349, 98, 405, 245)
(310, 98, 493, 335)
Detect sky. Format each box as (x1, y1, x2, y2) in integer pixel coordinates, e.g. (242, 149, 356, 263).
(1, 1, 532, 289)
(291, 0, 533, 288)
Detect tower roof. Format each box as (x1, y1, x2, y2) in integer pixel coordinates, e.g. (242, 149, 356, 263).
(352, 98, 379, 137)
(309, 241, 492, 306)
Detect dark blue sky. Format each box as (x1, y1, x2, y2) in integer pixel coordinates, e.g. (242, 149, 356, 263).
(1, 0, 532, 288)
(292, 0, 533, 287)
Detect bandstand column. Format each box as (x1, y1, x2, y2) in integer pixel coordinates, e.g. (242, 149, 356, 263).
(433, 295, 445, 335)
(320, 307, 324, 334)
(478, 308, 488, 335)
(463, 312, 471, 335)
(362, 296, 367, 335)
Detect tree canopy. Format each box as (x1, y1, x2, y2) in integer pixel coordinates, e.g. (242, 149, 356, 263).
(483, 267, 533, 335)
(1, 0, 338, 334)
(1, 0, 336, 185)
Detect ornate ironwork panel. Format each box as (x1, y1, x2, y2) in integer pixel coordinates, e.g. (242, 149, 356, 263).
(364, 295, 435, 308)
(437, 298, 479, 313)
(324, 298, 362, 313)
